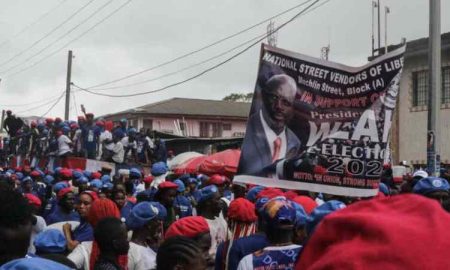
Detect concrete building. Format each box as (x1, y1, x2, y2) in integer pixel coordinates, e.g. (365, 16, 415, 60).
(390, 32, 450, 166)
(101, 98, 251, 138)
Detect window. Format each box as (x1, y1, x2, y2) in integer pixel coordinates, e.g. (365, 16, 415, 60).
(200, 122, 209, 137)
(223, 123, 232, 131)
(412, 70, 428, 107)
(212, 123, 223, 137)
(143, 119, 153, 131)
(443, 67, 450, 104)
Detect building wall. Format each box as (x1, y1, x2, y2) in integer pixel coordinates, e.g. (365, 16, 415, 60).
(135, 116, 247, 138)
(395, 50, 450, 165)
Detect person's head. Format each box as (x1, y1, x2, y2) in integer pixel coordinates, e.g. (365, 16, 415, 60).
(156, 236, 207, 270)
(306, 200, 346, 237)
(155, 182, 179, 208)
(120, 118, 127, 128)
(112, 189, 127, 209)
(261, 197, 297, 245)
(227, 198, 258, 240)
(0, 189, 33, 265)
(57, 188, 75, 212)
(126, 202, 163, 247)
(295, 194, 450, 270)
(94, 217, 129, 256)
(413, 177, 450, 206)
(165, 216, 211, 260)
(33, 229, 66, 255)
(206, 174, 227, 197)
(196, 185, 222, 218)
(21, 177, 33, 193)
(6, 110, 12, 116)
(87, 198, 120, 228)
(261, 74, 297, 133)
(77, 191, 98, 219)
(24, 193, 42, 215)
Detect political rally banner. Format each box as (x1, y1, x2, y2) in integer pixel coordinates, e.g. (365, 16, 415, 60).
(234, 44, 405, 197)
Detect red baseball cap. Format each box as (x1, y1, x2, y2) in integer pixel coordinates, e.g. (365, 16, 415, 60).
(227, 198, 257, 223)
(24, 193, 42, 208)
(292, 196, 318, 215)
(296, 194, 450, 270)
(158, 181, 178, 190)
(91, 172, 102, 180)
(57, 187, 73, 200)
(165, 216, 209, 239)
(143, 176, 154, 184)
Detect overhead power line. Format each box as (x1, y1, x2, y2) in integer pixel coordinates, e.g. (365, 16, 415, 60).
(0, 0, 96, 69)
(15, 91, 65, 114)
(85, 0, 316, 90)
(74, 0, 325, 98)
(0, 90, 66, 107)
(40, 91, 66, 117)
(1, 0, 116, 75)
(4, 0, 133, 78)
(0, 0, 69, 49)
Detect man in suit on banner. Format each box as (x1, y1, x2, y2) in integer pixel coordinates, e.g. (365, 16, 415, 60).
(238, 74, 301, 177)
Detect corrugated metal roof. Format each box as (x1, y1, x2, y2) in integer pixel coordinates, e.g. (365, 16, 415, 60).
(106, 98, 251, 118)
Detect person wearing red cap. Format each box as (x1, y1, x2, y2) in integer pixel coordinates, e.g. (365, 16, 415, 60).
(24, 193, 47, 254)
(45, 188, 80, 225)
(156, 236, 207, 270)
(292, 195, 317, 215)
(68, 198, 149, 270)
(295, 194, 450, 270)
(155, 181, 179, 230)
(215, 198, 259, 270)
(165, 216, 212, 266)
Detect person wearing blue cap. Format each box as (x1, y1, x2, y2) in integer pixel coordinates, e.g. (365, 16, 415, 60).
(196, 185, 228, 261)
(33, 229, 78, 268)
(0, 257, 72, 270)
(237, 197, 301, 270)
(135, 129, 150, 165)
(173, 179, 193, 218)
(89, 179, 103, 193)
(306, 200, 346, 236)
(292, 202, 309, 245)
(126, 202, 164, 269)
(153, 137, 167, 164)
(150, 161, 168, 188)
(413, 177, 450, 206)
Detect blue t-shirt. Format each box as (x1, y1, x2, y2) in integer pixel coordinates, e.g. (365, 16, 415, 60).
(120, 201, 135, 219)
(173, 195, 193, 218)
(216, 234, 269, 270)
(238, 244, 302, 270)
(73, 219, 94, 242)
(81, 124, 100, 151)
(45, 206, 80, 225)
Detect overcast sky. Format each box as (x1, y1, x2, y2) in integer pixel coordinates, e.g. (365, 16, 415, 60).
(0, 0, 449, 119)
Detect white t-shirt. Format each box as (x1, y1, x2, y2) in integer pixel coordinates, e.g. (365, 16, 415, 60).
(206, 213, 229, 260)
(237, 244, 302, 270)
(28, 215, 47, 254)
(112, 141, 125, 163)
(68, 241, 147, 270)
(58, 135, 72, 156)
(133, 244, 156, 270)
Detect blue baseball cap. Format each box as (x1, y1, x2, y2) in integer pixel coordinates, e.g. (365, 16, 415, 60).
(101, 175, 111, 184)
(292, 201, 308, 228)
(83, 170, 92, 179)
(0, 257, 71, 270)
(126, 202, 160, 230)
(90, 179, 103, 189)
(130, 168, 142, 179)
(379, 183, 390, 196)
(261, 197, 297, 228)
(246, 186, 265, 202)
(197, 185, 219, 203)
(306, 200, 346, 235)
(34, 229, 66, 254)
(72, 170, 83, 180)
(413, 177, 450, 195)
(153, 202, 167, 220)
(15, 172, 24, 180)
(77, 176, 89, 185)
(44, 175, 54, 185)
(21, 176, 33, 184)
(255, 197, 270, 214)
(53, 182, 69, 193)
(151, 162, 167, 176)
(113, 129, 125, 139)
(173, 179, 186, 193)
(102, 182, 114, 191)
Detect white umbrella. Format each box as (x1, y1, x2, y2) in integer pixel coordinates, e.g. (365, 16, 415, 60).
(168, 152, 204, 170)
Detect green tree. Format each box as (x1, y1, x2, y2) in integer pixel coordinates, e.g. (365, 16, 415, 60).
(222, 92, 253, 102)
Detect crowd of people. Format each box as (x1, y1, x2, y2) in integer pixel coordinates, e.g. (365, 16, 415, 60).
(1, 152, 450, 269)
(1, 110, 169, 170)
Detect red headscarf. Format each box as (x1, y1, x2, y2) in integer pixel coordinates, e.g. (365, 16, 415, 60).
(88, 198, 127, 270)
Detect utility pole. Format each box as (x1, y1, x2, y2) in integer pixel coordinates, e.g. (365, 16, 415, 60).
(427, 0, 441, 176)
(267, 20, 278, 47)
(371, 1, 377, 56)
(384, 6, 390, 54)
(377, 0, 381, 54)
(64, 50, 73, 121)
